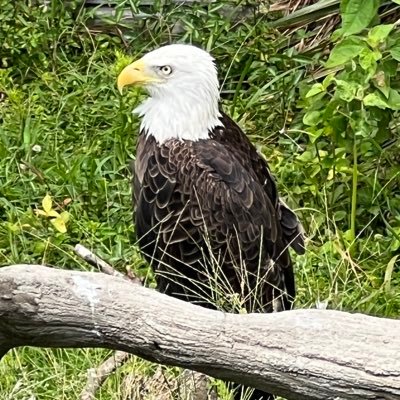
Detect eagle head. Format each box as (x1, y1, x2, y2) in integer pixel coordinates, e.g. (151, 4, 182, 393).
(117, 44, 222, 143)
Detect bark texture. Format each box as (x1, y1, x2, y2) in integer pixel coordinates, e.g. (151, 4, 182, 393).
(0, 264, 399, 400)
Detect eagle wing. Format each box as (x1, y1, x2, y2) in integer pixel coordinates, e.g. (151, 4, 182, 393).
(214, 113, 305, 255)
(133, 134, 295, 312)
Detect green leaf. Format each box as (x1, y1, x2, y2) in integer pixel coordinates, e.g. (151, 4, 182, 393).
(359, 48, 381, 74)
(325, 37, 366, 68)
(322, 74, 335, 90)
(335, 79, 360, 102)
(303, 111, 321, 126)
(59, 211, 70, 223)
(334, 210, 347, 221)
(340, 0, 380, 36)
(51, 217, 67, 233)
(322, 74, 335, 89)
(363, 92, 389, 109)
(390, 45, 400, 62)
(362, 90, 400, 110)
(296, 150, 313, 162)
(392, 0, 400, 4)
(387, 88, 400, 110)
(306, 83, 325, 98)
(382, 59, 398, 76)
(367, 24, 394, 48)
(50, 211, 69, 234)
(35, 209, 48, 217)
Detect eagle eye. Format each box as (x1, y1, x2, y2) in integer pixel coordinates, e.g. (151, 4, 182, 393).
(159, 65, 172, 75)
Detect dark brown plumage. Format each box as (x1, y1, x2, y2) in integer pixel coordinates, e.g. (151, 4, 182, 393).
(133, 113, 304, 314)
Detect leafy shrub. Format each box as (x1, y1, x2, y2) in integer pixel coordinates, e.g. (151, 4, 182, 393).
(1, 1, 85, 74)
(292, 1, 400, 251)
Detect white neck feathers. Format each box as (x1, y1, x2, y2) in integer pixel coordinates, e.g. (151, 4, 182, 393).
(134, 91, 222, 143)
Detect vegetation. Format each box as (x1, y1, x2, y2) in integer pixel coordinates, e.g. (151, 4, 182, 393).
(0, 0, 399, 398)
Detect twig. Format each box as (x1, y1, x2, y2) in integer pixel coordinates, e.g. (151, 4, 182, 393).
(74, 244, 141, 284)
(80, 351, 131, 400)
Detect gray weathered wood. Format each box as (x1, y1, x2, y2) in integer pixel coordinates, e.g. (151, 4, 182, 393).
(0, 264, 399, 400)
(83, 0, 257, 34)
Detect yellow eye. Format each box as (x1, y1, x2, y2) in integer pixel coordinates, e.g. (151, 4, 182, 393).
(160, 65, 172, 75)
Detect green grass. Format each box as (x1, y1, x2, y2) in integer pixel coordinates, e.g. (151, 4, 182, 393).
(1, 1, 400, 399)
(0, 348, 113, 399)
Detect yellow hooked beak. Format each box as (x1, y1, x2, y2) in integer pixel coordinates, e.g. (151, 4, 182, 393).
(117, 59, 159, 94)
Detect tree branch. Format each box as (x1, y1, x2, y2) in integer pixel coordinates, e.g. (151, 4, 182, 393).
(1, 264, 399, 400)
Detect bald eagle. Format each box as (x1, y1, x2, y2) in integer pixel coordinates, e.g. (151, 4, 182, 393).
(118, 44, 304, 400)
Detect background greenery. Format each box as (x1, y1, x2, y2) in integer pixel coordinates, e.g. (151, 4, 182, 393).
(0, 0, 399, 398)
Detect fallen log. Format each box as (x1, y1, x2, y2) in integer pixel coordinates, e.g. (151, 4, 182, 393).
(0, 264, 399, 400)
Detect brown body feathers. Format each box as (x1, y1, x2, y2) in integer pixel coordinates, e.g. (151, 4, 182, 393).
(133, 113, 304, 313)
